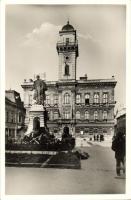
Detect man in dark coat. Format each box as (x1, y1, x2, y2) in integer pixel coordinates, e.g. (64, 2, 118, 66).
(112, 132, 125, 176)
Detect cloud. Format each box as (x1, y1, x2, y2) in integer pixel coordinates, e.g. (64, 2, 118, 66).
(22, 22, 61, 48)
(78, 32, 102, 46)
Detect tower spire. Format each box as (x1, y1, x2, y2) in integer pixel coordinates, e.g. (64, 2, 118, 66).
(67, 17, 69, 24)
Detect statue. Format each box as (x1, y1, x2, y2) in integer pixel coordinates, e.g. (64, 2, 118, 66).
(33, 75, 47, 105)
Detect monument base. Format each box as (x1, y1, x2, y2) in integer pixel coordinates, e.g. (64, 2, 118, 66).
(25, 104, 45, 136)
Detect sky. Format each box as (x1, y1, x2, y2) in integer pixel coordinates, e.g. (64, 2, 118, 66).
(5, 4, 126, 110)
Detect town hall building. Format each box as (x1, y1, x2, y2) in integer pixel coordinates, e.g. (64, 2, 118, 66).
(21, 21, 117, 137)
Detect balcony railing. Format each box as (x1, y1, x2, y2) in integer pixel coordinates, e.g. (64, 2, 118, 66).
(57, 41, 78, 47)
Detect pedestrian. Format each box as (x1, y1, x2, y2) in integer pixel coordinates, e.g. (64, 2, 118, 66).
(111, 132, 125, 177)
(96, 134, 99, 141)
(94, 134, 96, 141)
(100, 134, 102, 142)
(100, 134, 103, 142)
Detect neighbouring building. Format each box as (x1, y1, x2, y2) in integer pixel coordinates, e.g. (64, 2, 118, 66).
(5, 90, 26, 143)
(114, 108, 126, 135)
(21, 21, 117, 137)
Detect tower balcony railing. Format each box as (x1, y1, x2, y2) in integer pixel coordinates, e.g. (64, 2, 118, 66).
(57, 40, 78, 47)
(56, 42, 78, 51)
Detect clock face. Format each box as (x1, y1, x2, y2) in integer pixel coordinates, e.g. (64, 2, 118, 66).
(64, 54, 71, 63)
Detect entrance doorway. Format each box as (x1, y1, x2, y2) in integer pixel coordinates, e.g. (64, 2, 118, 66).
(33, 117, 40, 131)
(63, 126, 69, 135)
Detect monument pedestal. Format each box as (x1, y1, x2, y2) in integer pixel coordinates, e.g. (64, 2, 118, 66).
(25, 104, 45, 136)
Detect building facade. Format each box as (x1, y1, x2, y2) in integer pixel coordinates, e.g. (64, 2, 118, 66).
(21, 21, 117, 137)
(114, 108, 126, 135)
(5, 90, 26, 143)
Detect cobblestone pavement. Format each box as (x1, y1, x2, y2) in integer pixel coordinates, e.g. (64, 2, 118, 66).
(5, 142, 125, 195)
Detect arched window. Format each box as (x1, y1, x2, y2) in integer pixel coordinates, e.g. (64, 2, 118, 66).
(103, 93, 108, 103)
(64, 111, 70, 119)
(54, 111, 58, 120)
(64, 93, 70, 104)
(76, 94, 81, 104)
(65, 64, 69, 76)
(103, 111, 107, 120)
(54, 95, 58, 104)
(46, 95, 50, 104)
(94, 111, 98, 120)
(47, 111, 50, 120)
(85, 111, 89, 120)
(76, 111, 80, 119)
(85, 94, 90, 105)
(94, 93, 99, 103)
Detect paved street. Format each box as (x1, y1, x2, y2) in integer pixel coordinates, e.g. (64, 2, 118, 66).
(5, 142, 125, 195)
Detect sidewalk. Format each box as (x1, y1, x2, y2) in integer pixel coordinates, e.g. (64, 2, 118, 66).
(75, 136, 112, 148)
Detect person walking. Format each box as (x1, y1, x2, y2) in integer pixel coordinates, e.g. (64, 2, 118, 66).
(111, 132, 125, 177)
(96, 134, 99, 141)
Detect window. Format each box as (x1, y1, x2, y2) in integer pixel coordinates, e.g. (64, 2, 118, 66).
(76, 94, 81, 104)
(103, 93, 108, 103)
(94, 111, 98, 120)
(94, 93, 99, 103)
(66, 38, 69, 44)
(11, 112, 14, 123)
(54, 111, 58, 120)
(64, 111, 70, 119)
(76, 111, 80, 119)
(18, 113, 21, 123)
(85, 94, 90, 105)
(6, 112, 9, 122)
(85, 111, 89, 120)
(47, 111, 50, 120)
(65, 64, 69, 76)
(103, 111, 107, 120)
(54, 95, 58, 104)
(46, 95, 50, 104)
(64, 93, 70, 104)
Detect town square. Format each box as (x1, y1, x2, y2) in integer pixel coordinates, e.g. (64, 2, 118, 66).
(2, 3, 127, 198)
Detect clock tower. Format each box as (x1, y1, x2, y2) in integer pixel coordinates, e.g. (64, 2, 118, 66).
(56, 21, 79, 81)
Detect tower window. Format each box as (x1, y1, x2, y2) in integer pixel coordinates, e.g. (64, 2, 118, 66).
(66, 38, 69, 44)
(65, 64, 69, 76)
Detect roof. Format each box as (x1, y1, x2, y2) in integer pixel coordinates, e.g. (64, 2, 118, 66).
(5, 90, 21, 103)
(21, 78, 117, 88)
(116, 108, 126, 119)
(5, 90, 25, 109)
(61, 21, 74, 32)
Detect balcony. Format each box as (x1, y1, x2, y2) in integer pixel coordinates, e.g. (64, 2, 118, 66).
(56, 41, 78, 56)
(57, 41, 78, 47)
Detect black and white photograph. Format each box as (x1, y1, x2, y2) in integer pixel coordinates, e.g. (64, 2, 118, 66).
(1, 1, 131, 199)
